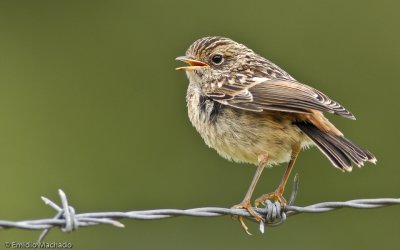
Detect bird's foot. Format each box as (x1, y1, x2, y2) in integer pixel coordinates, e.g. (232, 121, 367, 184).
(255, 190, 287, 208)
(231, 200, 264, 235)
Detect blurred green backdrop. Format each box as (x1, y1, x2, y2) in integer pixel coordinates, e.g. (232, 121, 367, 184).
(0, 1, 398, 249)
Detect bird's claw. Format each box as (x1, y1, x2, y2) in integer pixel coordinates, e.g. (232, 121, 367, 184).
(255, 191, 287, 207)
(231, 201, 264, 235)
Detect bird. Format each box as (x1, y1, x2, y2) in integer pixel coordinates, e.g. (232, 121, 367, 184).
(175, 36, 376, 233)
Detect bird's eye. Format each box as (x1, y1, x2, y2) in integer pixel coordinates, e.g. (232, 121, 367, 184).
(211, 54, 223, 65)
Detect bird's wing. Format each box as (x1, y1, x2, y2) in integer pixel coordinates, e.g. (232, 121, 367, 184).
(206, 79, 355, 119)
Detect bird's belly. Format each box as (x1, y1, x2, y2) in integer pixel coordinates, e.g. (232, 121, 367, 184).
(209, 129, 294, 166)
(188, 98, 310, 166)
(203, 119, 294, 165)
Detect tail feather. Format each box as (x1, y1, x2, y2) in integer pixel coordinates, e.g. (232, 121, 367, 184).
(296, 122, 377, 172)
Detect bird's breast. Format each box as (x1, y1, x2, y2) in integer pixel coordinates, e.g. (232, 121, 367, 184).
(186, 84, 309, 166)
(186, 86, 224, 137)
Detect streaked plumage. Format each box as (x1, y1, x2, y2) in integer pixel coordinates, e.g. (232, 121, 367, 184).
(176, 36, 376, 232)
(180, 36, 375, 170)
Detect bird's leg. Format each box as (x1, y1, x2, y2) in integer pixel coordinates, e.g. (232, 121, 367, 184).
(255, 144, 301, 207)
(231, 153, 268, 235)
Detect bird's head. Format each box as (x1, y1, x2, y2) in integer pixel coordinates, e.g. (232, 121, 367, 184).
(176, 37, 261, 87)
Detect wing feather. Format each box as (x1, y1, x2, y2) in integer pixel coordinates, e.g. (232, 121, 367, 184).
(206, 79, 355, 119)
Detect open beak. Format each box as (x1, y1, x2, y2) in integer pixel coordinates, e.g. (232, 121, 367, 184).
(175, 56, 209, 71)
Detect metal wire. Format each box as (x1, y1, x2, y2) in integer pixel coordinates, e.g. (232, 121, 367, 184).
(0, 174, 398, 242)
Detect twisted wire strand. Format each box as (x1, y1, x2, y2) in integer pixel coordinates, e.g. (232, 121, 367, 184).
(0, 174, 398, 242)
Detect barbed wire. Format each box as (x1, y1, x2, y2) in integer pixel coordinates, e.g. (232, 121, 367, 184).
(0, 174, 399, 242)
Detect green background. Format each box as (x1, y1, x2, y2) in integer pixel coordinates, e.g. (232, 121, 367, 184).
(0, 1, 398, 249)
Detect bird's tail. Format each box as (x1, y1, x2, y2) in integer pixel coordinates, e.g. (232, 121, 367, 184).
(295, 122, 377, 172)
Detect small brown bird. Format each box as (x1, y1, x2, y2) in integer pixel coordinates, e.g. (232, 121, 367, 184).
(176, 36, 376, 232)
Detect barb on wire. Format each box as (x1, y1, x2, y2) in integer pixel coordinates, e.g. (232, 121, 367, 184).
(0, 174, 398, 242)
